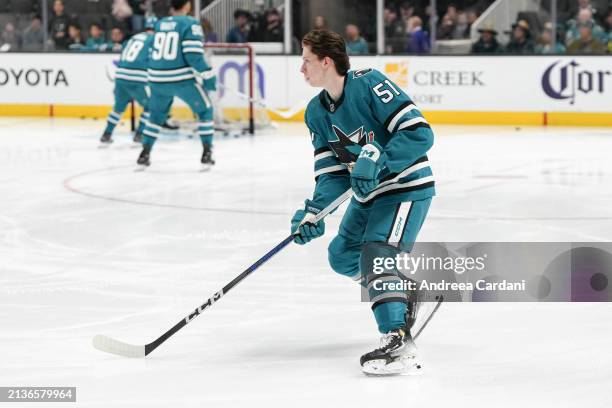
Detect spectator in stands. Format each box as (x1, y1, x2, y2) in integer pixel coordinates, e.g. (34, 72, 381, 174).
(67, 23, 84, 51)
(313, 16, 327, 30)
(261, 9, 283, 42)
(437, 2, 458, 28)
(109, 27, 125, 52)
(505, 19, 535, 54)
(535, 22, 566, 54)
(49, 0, 70, 50)
(405, 16, 430, 54)
(86, 23, 107, 51)
(605, 9, 612, 33)
(384, 7, 402, 36)
(345, 24, 368, 54)
(453, 12, 470, 39)
(571, 0, 607, 24)
(1, 22, 21, 51)
(437, 14, 456, 40)
(226, 9, 250, 43)
(565, 8, 607, 45)
(200, 17, 218, 43)
(462, 0, 492, 15)
(567, 21, 607, 53)
(470, 23, 501, 53)
(421, 4, 433, 32)
(465, 9, 479, 33)
(245, 10, 264, 41)
(112, 0, 133, 25)
(128, 0, 146, 33)
(384, 7, 406, 53)
(22, 15, 45, 51)
(604, 10, 612, 51)
(444, 3, 459, 22)
(437, 3, 462, 40)
(399, 1, 416, 22)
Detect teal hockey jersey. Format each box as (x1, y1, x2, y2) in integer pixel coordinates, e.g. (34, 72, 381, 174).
(115, 32, 152, 83)
(147, 15, 212, 83)
(306, 68, 435, 209)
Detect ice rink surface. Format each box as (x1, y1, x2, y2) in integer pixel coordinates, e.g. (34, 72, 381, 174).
(1, 117, 612, 407)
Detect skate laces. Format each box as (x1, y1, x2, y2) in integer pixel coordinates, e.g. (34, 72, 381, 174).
(379, 330, 402, 350)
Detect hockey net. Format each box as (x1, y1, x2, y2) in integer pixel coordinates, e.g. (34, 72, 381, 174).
(175, 42, 273, 136)
(130, 43, 273, 136)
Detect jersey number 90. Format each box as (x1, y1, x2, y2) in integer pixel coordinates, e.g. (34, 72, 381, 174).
(152, 32, 179, 60)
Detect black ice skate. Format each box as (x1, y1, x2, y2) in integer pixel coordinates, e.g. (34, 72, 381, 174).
(99, 132, 113, 147)
(200, 145, 215, 171)
(133, 132, 143, 144)
(360, 328, 421, 376)
(136, 146, 151, 168)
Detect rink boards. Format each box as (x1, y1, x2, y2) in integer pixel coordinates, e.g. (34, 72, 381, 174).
(0, 53, 610, 126)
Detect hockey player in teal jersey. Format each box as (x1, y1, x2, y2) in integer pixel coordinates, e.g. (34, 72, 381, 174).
(291, 30, 435, 375)
(137, 0, 216, 168)
(100, 16, 157, 146)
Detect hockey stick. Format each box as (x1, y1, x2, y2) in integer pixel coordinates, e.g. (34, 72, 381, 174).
(92, 188, 353, 358)
(413, 295, 443, 340)
(217, 82, 307, 119)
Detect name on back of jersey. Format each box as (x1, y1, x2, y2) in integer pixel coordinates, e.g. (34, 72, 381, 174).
(160, 21, 177, 31)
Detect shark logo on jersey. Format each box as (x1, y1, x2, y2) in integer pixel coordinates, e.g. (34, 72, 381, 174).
(329, 125, 375, 164)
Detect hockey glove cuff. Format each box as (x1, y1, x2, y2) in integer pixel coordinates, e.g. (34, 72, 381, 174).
(203, 74, 217, 92)
(291, 200, 325, 245)
(350, 141, 386, 199)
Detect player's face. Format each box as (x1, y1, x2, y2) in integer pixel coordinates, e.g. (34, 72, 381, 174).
(300, 46, 325, 87)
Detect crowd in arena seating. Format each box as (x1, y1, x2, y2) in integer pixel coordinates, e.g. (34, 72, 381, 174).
(0, 0, 610, 54)
(0, 0, 133, 51)
(224, 8, 284, 43)
(471, 0, 611, 54)
(370, 0, 494, 54)
(379, 0, 610, 54)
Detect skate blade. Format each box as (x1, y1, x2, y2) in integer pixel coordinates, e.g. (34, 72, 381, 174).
(98, 143, 112, 149)
(134, 164, 148, 172)
(131, 142, 141, 148)
(362, 357, 423, 376)
(200, 164, 212, 172)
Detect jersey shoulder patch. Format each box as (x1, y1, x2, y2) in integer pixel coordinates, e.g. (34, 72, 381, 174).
(352, 68, 373, 79)
(190, 24, 204, 37)
(132, 33, 147, 41)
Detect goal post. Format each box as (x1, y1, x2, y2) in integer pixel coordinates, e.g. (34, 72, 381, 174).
(204, 43, 258, 135)
(130, 42, 272, 136)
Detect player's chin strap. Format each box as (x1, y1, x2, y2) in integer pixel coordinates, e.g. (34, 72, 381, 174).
(92, 188, 353, 358)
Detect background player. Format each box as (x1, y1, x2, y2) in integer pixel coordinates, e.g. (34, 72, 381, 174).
(137, 0, 216, 168)
(100, 16, 157, 146)
(290, 30, 435, 376)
